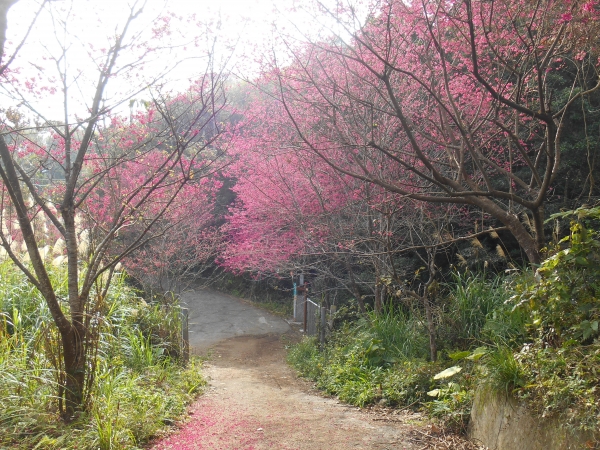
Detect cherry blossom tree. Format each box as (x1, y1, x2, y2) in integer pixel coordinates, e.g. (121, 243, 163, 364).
(120, 176, 225, 295)
(222, 90, 470, 320)
(0, 1, 229, 418)
(255, 0, 600, 264)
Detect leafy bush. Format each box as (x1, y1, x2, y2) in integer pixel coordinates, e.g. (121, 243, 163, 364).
(438, 271, 526, 348)
(0, 260, 205, 449)
(511, 343, 600, 433)
(513, 206, 600, 346)
(289, 222, 600, 439)
(481, 206, 600, 437)
(288, 307, 438, 407)
(287, 277, 513, 415)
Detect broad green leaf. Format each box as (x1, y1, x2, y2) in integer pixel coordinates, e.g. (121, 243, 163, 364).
(467, 346, 488, 361)
(448, 350, 470, 361)
(575, 256, 589, 266)
(433, 366, 461, 380)
(427, 389, 441, 397)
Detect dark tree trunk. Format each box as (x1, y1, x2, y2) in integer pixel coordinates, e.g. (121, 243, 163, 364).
(423, 251, 437, 362)
(345, 257, 366, 314)
(60, 322, 86, 420)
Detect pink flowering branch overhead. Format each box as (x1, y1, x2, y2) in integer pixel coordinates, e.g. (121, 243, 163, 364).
(246, 0, 600, 265)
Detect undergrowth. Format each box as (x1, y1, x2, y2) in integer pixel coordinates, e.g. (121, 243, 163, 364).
(0, 259, 205, 449)
(484, 206, 600, 438)
(287, 274, 514, 432)
(288, 230, 600, 440)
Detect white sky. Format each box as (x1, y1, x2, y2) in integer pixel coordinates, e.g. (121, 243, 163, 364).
(3, 0, 345, 121)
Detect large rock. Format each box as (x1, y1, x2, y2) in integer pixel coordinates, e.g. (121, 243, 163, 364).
(468, 386, 597, 449)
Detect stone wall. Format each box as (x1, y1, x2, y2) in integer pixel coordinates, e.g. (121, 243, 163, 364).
(468, 387, 597, 450)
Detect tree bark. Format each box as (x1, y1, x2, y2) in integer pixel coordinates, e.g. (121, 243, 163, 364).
(61, 322, 86, 420)
(423, 293, 437, 362)
(423, 251, 437, 362)
(345, 257, 366, 314)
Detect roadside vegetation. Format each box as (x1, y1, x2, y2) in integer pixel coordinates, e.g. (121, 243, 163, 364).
(0, 260, 205, 450)
(288, 207, 600, 440)
(1, 0, 599, 447)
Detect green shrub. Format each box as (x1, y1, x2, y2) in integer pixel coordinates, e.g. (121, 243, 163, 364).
(288, 307, 438, 408)
(0, 260, 205, 449)
(289, 220, 600, 439)
(482, 206, 600, 437)
(513, 206, 600, 346)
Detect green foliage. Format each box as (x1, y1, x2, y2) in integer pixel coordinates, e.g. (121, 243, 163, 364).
(287, 307, 439, 408)
(510, 344, 600, 433)
(513, 206, 600, 346)
(438, 271, 525, 348)
(287, 275, 516, 415)
(424, 348, 486, 433)
(484, 347, 527, 394)
(478, 206, 600, 437)
(0, 259, 205, 449)
(290, 219, 600, 438)
(425, 380, 474, 433)
(289, 262, 599, 438)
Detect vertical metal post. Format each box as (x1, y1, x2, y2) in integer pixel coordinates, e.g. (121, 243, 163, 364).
(303, 283, 308, 333)
(181, 307, 189, 365)
(293, 282, 297, 321)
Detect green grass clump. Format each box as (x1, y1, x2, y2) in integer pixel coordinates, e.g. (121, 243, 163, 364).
(286, 271, 528, 433)
(0, 259, 205, 449)
(288, 307, 439, 407)
(438, 271, 526, 348)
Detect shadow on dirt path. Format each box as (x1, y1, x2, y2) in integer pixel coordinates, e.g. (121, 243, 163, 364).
(178, 287, 290, 352)
(152, 333, 423, 449)
(150, 290, 478, 449)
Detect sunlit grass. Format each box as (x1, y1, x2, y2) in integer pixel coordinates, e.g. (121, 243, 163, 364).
(0, 258, 205, 449)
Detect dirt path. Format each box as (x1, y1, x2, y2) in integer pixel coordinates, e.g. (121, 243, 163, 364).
(150, 289, 478, 449)
(178, 287, 290, 352)
(151, 332, 427, 450)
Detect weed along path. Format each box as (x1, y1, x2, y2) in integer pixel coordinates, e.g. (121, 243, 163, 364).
(150, 289, 453, 450)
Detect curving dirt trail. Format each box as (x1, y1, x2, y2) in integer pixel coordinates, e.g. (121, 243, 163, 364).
(149, 289, 471, 450)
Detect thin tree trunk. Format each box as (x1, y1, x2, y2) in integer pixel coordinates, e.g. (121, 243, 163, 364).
(423, 251, 437, 362)
(345, 257, 365, 314)
(374, 270, 382, 314)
